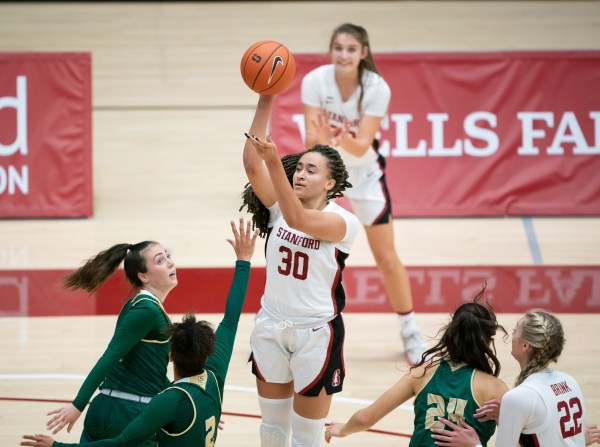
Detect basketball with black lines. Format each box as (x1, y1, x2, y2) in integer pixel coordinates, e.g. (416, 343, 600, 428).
(240, 40, 296, 95)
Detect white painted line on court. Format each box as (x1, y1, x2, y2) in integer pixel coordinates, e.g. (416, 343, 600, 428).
(0, 373, 414, 411)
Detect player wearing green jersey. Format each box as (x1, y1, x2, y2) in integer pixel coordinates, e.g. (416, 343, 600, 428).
(22, 218, 258, 447)
(44, 238, 179, 445)
(324, 287, 509, 447)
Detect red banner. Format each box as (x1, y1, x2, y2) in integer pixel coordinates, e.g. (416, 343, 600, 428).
(2, 266, 598, 317)
(0, 53, 92, 217)
(271, 51, 600, 217)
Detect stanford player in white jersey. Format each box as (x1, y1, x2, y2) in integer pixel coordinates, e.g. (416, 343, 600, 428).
(242, 93, 359, 447)
(497, 369, 586, 446)
(261, 200, 359, 325)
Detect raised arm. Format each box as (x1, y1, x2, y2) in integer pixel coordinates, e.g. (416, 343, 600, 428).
(205, 218, 257, 387)
(245, 134, 349, 242)
(243, 95, 278, 208)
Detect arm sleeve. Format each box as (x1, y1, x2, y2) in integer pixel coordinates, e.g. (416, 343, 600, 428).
(204, 261, 251, 391)
(72, 305, 159, 411)
(300, 68, 322, 107)
(494, 386, 538, 446)
(340, 211, 361, 245)
(54, 391, 180, 447)
(362, 76, 391, 117)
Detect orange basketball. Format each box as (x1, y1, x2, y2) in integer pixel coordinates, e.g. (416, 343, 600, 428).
(240, 40, 296, 95)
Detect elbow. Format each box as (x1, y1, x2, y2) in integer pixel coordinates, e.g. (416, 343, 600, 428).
(352, 410, 375, 431)
(282, 213, 305, 232)
(243, 154, 258, 177)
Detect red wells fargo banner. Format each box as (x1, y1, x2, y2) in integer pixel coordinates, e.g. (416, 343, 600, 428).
(0, 52, 92, 217)
(271, 51, 600, 217)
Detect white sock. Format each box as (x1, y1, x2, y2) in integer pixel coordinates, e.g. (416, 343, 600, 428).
(398, 311, 416, 327)
(291, 410, 325, 447)
(258, 396, 292, 447)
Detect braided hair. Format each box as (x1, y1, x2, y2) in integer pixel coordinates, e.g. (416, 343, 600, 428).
(239, 144, 352, 237)
(412, 285, 508, 377)
(240, 153, 300, 238)
(514, 310, 565, 386)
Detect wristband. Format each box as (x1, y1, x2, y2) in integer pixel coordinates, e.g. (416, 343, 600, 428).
(474, 444, 483, 447)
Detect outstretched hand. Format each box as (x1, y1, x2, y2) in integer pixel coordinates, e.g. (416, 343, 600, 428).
(244, 133, 279, 163)
(309, 110, 351, 147)
(46, 403, 81, 434)
(324, 421, 346, 443)
(21, 434, 54, 447)
(227, 217, 258, 262)
(430, 417, 481, 447)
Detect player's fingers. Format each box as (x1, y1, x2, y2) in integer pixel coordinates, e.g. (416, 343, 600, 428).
(230, 219, 240, 236)
(245, 218, 252, 235)
(52, 422, 66, 435)
(239, 216, 247, 237)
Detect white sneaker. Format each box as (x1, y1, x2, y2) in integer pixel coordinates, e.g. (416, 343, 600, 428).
(401, 324, 427, 366)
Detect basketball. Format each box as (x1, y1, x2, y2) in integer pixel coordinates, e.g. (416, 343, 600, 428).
(240, 40, 296, 95)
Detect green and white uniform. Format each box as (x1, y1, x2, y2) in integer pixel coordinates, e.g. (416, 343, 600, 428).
(410, 360, 496, 447)
(54, 260, 251, 447)
(77, 291, 171, 444)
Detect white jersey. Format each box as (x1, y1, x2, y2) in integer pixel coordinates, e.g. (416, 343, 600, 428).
(260, 201, 360, 325)
(496, 369, 586, 447)
(301, 64, 391, 169)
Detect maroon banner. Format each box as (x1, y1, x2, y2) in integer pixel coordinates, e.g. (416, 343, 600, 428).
(0, 52, 92, 217)
(271, 51, 600, 217)
(2, 266, 598, 317)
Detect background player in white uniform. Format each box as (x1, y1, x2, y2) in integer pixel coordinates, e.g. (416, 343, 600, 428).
(243, 94, 360, 447)
(301, 23, 427, 365)
(432, 310, 599, 446)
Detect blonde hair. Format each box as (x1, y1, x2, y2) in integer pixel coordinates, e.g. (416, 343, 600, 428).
(514, 310, 565, 386)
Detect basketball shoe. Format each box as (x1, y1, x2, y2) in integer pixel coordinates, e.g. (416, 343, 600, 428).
(401, 324, 428, 366)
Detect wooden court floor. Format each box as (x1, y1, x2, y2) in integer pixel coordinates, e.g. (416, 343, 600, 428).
(1, 2, 600, 446)
(2, 312, 599, 446)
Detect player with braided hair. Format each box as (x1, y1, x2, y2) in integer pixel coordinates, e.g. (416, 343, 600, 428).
(432, 310, 597, 446)
(241, 147, 351, 239)
(243, 94, 360, 447)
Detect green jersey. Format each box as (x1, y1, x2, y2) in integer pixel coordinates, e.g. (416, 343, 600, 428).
(54, 260, 251, 447)
(409, 361, 496, 447)
(73, 292, 171, 412)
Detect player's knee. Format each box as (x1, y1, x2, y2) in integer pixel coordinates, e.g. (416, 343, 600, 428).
(260, 423, 290, 447)
(258, 396, 292, 446)
(291, 411, 325, 447)
(374, 253, 402, 275)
